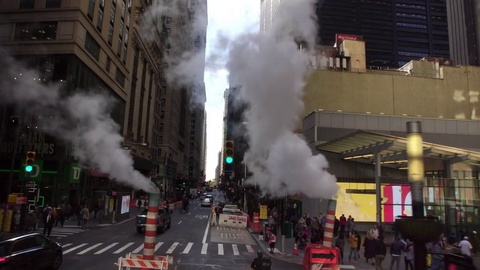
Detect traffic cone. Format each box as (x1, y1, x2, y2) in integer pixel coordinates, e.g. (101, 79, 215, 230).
(293, 243, 299, 255)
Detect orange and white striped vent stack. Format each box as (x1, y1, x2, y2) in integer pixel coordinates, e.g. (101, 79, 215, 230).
(322, 199, 337, 247)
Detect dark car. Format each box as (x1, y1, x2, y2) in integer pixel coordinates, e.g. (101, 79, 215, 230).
(136, 206, 172, 233)
(0, 232, 62, 270)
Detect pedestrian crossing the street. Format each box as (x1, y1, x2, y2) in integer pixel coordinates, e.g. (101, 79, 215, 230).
(61, 241, 258, 257)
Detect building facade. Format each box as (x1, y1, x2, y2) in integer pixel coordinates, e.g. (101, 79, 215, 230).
(301, 39, 480, 234)
(0, 0, 204, 217)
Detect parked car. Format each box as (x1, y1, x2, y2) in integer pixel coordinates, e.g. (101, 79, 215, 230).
(136, 206, 172, 233)
(201, 198, 213, 207)
(0, 232, 62, 270)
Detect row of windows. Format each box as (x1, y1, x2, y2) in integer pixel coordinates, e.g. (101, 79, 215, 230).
(14, 22, 57, 41)
(19, 0, 61, 9)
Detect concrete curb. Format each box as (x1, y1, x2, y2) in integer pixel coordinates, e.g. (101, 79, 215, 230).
(247, 228, 304, 265)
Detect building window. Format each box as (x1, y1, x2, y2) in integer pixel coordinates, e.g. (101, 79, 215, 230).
(87, 0, 95, 19)
(119, 20, 124, 37)
(115, 68, 125, 87)
(117, 38, 122, 57)
(159, 136, 163, 144)
(161, 98, 165, 106)
(45, 0, 61, 8)
(124, 30, 129, 46)
(97, 8, 104, 31)
(123, 46, 127, 63)
(106, 57, 111, 72)
(85, 32, 100, 60)
(160, 111, 165, 119)
(19, 0, 35, 9)
(14, 22, 57, 41)
(110, 2, 116, 25)
(108, 25, 113, 45)
(121, 0, 126, 18)
(159, 123, 164, 131)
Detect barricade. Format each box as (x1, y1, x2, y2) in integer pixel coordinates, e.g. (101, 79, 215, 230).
(117, 253, 173, 270)
(218, 213, 248, 229)
(253, 212, 260, 233)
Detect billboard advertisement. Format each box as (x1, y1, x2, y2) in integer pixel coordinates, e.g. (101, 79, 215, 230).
(383, 185, 412, 222)
(121, 195, 130, 214)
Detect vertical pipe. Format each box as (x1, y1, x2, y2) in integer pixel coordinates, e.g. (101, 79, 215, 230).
(323, 199, 337, 247)
(407, 121, 426, 270)
(374, 152, 382, 224)
(143, 191, 160, 260)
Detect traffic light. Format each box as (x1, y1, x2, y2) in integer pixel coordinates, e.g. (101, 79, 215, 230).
(225, 140, 234, 164)
(25, 151, 36, 172)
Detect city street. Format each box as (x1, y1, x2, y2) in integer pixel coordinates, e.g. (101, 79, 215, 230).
(57, 191, 301, 270)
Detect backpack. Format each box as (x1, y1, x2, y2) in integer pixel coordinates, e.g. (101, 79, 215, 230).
(261, 258, 272, 270)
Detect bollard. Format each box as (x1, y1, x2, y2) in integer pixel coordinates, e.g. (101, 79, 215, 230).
(322, 199, 337, 247)
(253, 212, 260, 233)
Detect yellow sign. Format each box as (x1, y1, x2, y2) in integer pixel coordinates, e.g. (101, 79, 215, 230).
(259, 205, 268, 220)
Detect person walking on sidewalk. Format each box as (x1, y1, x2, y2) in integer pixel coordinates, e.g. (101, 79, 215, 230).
(268, 229, 277, 254)
(335, 233, 346, 264)
(389, 236, 403, 270)
(348, 231, 359, 263)
(374, 237, 387, 270)
(80, 205, 89, 230)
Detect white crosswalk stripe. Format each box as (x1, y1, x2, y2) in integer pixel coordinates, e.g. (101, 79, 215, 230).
(166, 242, 179, 254)
(113, 242, 134, 254)
(218, 243, 224, 255)
(60, 241, 257, 256)
(94, 242, 119, 254)
(47, 227, 84, 239)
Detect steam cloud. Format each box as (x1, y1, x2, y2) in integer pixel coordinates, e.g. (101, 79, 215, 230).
(226, 0, 338, 198)
(0, 52, 157, 193)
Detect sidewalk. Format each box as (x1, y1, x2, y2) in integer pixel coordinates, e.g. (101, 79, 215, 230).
(247, 228, 480, 270)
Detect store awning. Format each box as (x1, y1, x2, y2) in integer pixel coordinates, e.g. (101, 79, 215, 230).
(316, 130, 480, 167)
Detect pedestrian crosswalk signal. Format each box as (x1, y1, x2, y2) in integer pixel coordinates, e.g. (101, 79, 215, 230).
(225, 140, 234, 164)
(25, 151, 36, 172)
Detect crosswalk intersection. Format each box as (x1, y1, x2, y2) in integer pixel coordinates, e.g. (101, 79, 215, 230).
(39, 226, 85, 239)
(60, 241, 264, 257)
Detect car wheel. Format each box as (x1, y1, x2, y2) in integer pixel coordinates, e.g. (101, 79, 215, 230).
(51, 251, 62, 270)
(157, 224, 165, 234)
(137, 227, 143, 233)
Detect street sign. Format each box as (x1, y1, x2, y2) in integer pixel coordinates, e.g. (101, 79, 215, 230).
(303, 244, 340, 269)
(259, 205, 268, 219)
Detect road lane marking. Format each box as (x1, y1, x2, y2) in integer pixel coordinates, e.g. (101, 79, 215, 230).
(246, 245, 254, 253)
(155, 242, 164, 251)
(339, 266, 355, 269)
(62, 243, 73, 248)
(63, 243, 88, 255)
(218, 244, 224, 255)
(166, 242, 179, 254)
(182, 242, 193, 254)
(201, 243, 208, 254)
(113, 242, 135, 254)
(232, 244, 239, 255)
(178, 221, 182, 224)
(77, 243, 103, 254)
(94, 243, 119, 254)
(132, 243, 144, 254)
(202, 217, 210, 243)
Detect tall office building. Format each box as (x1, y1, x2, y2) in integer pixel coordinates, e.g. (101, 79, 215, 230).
(187, 0, 207, 186)
(446, 0, 480, 66)
(317, 0, 450, 68)
(260, 0, 281, 33)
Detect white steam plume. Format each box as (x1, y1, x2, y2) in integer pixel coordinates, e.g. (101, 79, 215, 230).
(140, 0, 207, 96)
(0, 53, 157, 193)
(226, 0, 338, 198)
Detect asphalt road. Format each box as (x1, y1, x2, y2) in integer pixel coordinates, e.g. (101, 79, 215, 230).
(58, 190, 302, 270)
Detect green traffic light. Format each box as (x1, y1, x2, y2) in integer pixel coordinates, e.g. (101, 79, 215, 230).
(225, 157, 233, 164)
(25, 165, 33, 172)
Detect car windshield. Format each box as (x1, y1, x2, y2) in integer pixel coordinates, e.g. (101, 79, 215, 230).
(203, 198, 211, 202)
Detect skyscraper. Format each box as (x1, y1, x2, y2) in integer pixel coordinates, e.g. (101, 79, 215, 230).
(317, 0, 450, 68)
